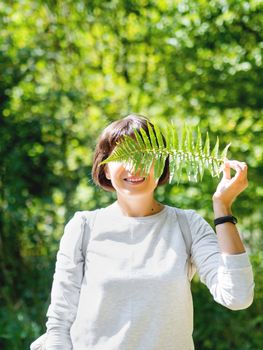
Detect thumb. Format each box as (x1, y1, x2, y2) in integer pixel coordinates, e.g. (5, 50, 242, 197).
(222, 160, 231, 180)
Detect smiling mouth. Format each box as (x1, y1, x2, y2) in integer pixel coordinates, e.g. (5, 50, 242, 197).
(123, 177, 145, 184)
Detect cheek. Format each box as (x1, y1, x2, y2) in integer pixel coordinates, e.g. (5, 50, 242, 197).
(105, 163, 124, 180)
(151, 170, 160, 188)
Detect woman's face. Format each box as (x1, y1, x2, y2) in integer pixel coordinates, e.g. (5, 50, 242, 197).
(104, 161, 158, 198)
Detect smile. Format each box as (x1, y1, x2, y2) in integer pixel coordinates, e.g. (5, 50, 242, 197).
(123, 177, 145, 184)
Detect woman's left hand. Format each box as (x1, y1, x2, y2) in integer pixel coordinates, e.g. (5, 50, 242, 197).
(213, 160, 248, 209)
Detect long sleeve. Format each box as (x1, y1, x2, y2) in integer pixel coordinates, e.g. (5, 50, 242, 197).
(46, 211, 89, 350)
(187, 210, 254, 310)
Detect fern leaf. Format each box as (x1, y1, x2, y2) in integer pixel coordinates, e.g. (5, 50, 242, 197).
(100, 122, 230, 184)
(169, 153, 176, 183)
(174, 153, 183, 184)
(142, 154, 154, 176)
(221, 142, 231, 160)
(212, 136, 219, 159)
(134, 129, 145, 150)
(203, 131, 210, 157)
(180, 127, 186, 152)
(154, 123, 165, 149)
(147, 122, 158, 150)
(186, 126, 194, 154)
(198, 158, 205, 181)
(140, 128, 152, 150)
(170, 124, 178, 150)
(195, 126, 202, 155)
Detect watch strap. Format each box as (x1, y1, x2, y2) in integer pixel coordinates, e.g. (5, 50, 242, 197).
(214, 215, 238, 226)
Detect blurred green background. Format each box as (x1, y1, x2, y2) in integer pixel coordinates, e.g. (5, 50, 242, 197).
(0, 0, 262, 349)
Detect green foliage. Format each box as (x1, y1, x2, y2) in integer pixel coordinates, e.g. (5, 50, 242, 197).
(101, 122, 231, 183)
(0, 0, 262, 349)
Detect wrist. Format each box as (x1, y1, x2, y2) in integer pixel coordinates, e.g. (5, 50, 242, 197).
(214, 215, 238, 226)
(213, 199, 232, 218)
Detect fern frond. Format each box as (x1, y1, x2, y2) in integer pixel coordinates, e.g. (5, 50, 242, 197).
(100, 122, 230, 184)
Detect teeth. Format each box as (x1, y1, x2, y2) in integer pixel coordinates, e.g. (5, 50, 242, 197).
(125, 177, 144, 182)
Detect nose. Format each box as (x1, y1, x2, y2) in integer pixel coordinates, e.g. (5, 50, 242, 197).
(123, 162, 143, 176)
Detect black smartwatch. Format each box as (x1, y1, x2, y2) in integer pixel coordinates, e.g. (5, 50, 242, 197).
(214, 215, 238, 226)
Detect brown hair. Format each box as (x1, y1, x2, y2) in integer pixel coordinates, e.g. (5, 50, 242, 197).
(92, 114, 170, 192)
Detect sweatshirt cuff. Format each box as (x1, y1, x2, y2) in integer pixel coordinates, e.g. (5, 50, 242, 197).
(220, 252, 251, 269)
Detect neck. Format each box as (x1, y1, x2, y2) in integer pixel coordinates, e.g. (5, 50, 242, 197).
(115, 194, 164, 217)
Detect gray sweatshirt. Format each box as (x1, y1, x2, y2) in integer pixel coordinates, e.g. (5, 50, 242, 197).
(46, 202, 254, 350)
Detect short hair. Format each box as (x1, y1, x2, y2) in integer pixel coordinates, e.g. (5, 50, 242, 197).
(92, 114, 170, 192)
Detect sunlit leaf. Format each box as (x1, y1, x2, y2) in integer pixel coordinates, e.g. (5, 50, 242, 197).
(101, 122, 230, 183)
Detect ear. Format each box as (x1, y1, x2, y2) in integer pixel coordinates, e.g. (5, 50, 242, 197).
(104, 165, 111, 180)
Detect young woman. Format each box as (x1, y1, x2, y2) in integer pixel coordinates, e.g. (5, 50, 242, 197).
(45, 114, 254, 350)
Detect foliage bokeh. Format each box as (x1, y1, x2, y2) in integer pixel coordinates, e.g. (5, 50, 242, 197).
(0, 0, 262, 349)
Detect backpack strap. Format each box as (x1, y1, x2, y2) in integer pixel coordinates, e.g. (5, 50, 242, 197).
(81, 209, 98, 261)
(175, 208, 196, 280)
(175, 208, 192, 256)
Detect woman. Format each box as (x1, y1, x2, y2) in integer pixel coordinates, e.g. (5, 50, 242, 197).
(45, 114, 254, 350)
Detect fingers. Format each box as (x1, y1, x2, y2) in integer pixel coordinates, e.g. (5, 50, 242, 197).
(223, 160, 248, 190)
(231, 161, 248, 178)
(222, 160, 231, 180)
(223, 160, 247, 174)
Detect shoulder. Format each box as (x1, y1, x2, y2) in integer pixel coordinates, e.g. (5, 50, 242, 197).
(64, 211, 86, 231)
(58, 210, 99, 255)
(166, 205, 214, 234)
(61, 209, 98, 242)
(165, 205, 197, 222)
(66, 209, 99, 226)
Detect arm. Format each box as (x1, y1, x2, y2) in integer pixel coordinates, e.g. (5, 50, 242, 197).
(189, 160, 254, 310)
(213, 160, 248, 254)
(45, 211, 88, 350)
